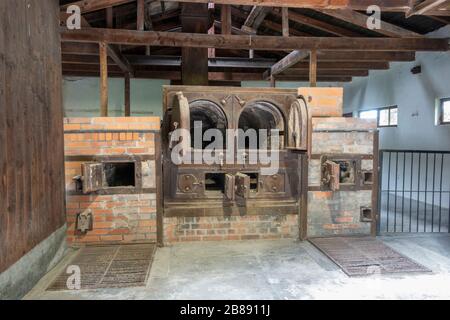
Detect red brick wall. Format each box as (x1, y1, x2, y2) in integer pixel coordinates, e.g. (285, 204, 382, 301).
(64, 117, 159, 245)
(308, 117, 377, 237)
(164, 215, 299, 243)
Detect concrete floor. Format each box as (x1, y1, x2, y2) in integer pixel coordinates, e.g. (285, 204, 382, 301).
(25, 234, 450, 300)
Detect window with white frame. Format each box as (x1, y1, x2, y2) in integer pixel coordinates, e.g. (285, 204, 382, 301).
(439, 98, 450, 125)
(359, 106, 398, 127)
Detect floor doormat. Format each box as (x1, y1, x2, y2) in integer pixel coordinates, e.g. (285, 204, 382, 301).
(309, 237, 431, 277)
(47, 243, 156, 290)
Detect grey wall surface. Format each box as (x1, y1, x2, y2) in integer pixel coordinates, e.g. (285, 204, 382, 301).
(63, 77, 168, 117)
(344, 26, 450, 152)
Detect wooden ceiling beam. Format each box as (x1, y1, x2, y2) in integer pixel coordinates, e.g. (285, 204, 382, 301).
(160, 1, 412, 11)
(318, 51, 415, 61)
(320, 9, 422, 37)
(61, 68, 354, 82)
(61, 49, 415, 63)
(61, 53, 403, 70)
(275, 75, 352, 82)
(61, 28, 449, 51)
(62, 54, 276, 69)
(291, 61, 390, 70)
(280, 69, 369, 76)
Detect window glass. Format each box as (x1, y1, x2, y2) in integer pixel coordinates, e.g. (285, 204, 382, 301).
(379, 109, 390, 126)
(443, 100, 450, 123)
(389, 108, 398, 126)
(360, 110, 377, 120)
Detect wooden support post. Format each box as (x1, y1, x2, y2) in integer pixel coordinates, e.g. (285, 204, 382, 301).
(249, 49, 254, 59)
(99, 42, 109, 117)
(282, 7, 289, 37)
(221, 4, 232, 35)
(181, 3, 209, 85)
(208, 25, 216, 58)
(137, 0, 145, 31)
(309, 49, 317, 87)
(270, 75, 276, 87)
(106, 7, 113, 28)
(124, 73, 131, 117)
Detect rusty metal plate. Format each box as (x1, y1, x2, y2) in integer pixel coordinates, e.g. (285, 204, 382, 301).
(309, 237, 431, 277)
(178, 174, 199, 193)
(263, 174, 285, 193)
(47, 244, 156, 291)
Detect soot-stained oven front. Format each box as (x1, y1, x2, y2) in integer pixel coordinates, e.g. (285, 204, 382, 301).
(161, 86, 310, 217)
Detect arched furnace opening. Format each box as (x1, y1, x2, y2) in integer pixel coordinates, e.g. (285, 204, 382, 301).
(238, 101, 285, 149)
(189, 100, 227, 149)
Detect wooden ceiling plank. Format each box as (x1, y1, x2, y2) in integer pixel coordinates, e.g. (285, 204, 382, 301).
(320, 9, 422, 37)
(61, 28, 449, 51)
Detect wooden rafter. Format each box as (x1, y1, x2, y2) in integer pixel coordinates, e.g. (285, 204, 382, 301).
(242, 6, 271, 33)
(263, 50, 310, 79)
(407, 0, 450, 17)
(275, 10, 362, 37)
(231, 7, 311, 36)
(61, 29, 449, 51)
(320, 9, 422, 37)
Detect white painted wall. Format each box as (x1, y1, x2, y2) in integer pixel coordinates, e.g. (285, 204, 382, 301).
(344, 25, 450, 152)
(344, 25, 450, 213)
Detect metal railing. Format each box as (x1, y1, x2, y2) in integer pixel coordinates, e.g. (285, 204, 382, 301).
(378, 150, 450, 234)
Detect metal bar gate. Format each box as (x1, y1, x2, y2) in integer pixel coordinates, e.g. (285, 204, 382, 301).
(378, 150, 450, 234)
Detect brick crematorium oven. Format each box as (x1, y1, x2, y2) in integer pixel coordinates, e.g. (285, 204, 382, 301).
(63, 86, 379, 246)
